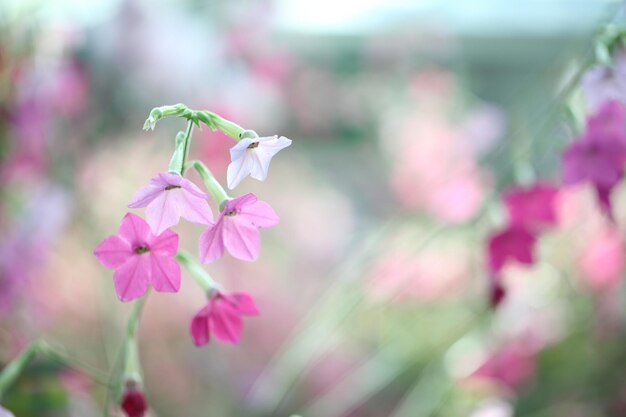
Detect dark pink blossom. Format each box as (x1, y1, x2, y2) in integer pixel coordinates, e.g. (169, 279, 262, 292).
(562, 136, 626, 189)
(198, 193, 279, 263)
(471, 342, 536, 390)
(94, 213, 180, 302)
(121, 383, 147, 417)
(128, 172, 213, 235)
(487, 226, 536, 274)
(190, 291, 259, 345)
(503, 182, 559, 231)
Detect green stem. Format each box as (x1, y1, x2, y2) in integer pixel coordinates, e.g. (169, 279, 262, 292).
(175, 250, 220, 293)
(187, 159, 230, 207)
(0, 342, 40, 400)
(124, 293, 149, 383)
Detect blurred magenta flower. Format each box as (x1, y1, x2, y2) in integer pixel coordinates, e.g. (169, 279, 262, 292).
(227, 135, 292, 189)
(472, 342, 536, 390)
(190, 291, 259, 345)
(94, 213, 180, 301)
(503, 182, 559, 231)
(121, 384, 147, 417)
(198, 193, 279, 263)
(128, 172, 213, 235)
(582, 48, 626, 111)
(487, 226, 536, 273)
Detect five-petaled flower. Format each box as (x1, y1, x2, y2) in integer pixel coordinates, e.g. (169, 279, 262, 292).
(128, 172, 213, 235)
(199, 193, 279, 263)
(190, 291, 260, 345)
(227, 135, 292, 189)
(94, 213, 181, 301)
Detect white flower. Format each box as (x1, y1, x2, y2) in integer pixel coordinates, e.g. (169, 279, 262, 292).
(0, 406, 15, 417)
(227, 135, 292, 189)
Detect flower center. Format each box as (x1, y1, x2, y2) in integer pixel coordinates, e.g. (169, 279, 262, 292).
(134, 245, 150, 254)
(164, 185, 181, 191)
(247, 142, 259, 149)
(224, 209, 238, 217)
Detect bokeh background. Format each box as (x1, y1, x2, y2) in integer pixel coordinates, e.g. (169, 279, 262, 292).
(2, 0, 626, 416)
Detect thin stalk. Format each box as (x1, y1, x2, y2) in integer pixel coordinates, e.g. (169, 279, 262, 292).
(175, 250, 219, 293)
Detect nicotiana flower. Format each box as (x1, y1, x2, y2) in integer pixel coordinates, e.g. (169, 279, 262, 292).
(487, 226, 536, 274)
(190, 291, 259, 345)
(227, 135, 292, 189)
(128, 172, 213, 235)
(94, 213, 181, 301)
(503, 182, 559, 232)
(199, 193, 279, 263)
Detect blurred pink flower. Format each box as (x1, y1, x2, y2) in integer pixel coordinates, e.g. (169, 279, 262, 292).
(487, 226, 536, 274)
(471, 342, 536, 391)
(94, 213, 180, 301)
(580, 228, 625, 290)
(582, 48, 626, 111)
(190, 291, 259, 345)
(227, 135, 292, 189)
(199, 193, 279, 263)
(503, 182, 559, 231)
(128, 172, 213, 235)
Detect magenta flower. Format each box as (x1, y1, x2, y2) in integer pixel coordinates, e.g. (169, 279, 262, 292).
(227, 135, 292, 189)
(128, 172, 213, 235)
(121, 381, 147, 417)
(562, 136, 626, 189)
(198, 193, 279, 263)
(94, 213, 181, 301)
(487, 226, 536, 274)
(503, 182, 559, 231)
(190, 291, 260, 345)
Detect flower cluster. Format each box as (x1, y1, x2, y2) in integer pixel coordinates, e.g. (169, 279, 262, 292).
(93, 104, 290, 415)
(486, 183, 559, 307)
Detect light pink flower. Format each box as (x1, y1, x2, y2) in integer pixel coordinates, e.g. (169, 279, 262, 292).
(227, 135, 292, 189)
(94, 213, 181, 302)
(582, 48, 626, 112)
(190, 291, 259, 345)
(198, 193, 279, 263)
(128, 172, 213, 235)
(0, 406, 15, 417)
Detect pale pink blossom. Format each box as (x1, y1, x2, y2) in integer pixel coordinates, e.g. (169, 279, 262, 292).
(128, 172, 213, 235)
(94, 213, 180, 301)
(198, 193, 279, 263)
(190, 291, 259, 345)
(0, 406, 15, 417)
(227, 135, 292, 189)
(580, 228, 625, 290)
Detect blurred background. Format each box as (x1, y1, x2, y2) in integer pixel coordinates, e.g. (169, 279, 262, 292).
(1, 0, 626, 416)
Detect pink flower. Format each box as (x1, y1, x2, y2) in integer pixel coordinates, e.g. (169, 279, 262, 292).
(487, 226, 536, 274)
(227, 135, 292, 189)
(503, 182, 559, 232)
(128, 172, 213, 235)
(0, 406, 15, 417)
(562, 136, 626, 189)
(198, 193, 279, 263)
(190, 291, 259, 345)
(121, 381, 147, 417)
(471, 342, 536, 390)
(94, 213, 181, 302)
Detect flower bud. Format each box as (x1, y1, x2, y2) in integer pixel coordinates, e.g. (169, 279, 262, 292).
(121, 380, 147, 417)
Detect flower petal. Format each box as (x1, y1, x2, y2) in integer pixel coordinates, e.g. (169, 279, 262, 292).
(240, 200, 279, 228)
(227, 292, 260, 316)
(223, 218, 260, 261)
(118, 213, 152, 243)
(227, 154, 255, 190)
(248, 150, 270, 181)
(150, 254, 181, 293)
(113, 256, 150, 302)
(178, 189, 213, 225)
(180, 177, 210, 199)
(199, 221, 225, 263)
(149, 228, 179, 256)
(128, 184, 163, 208)
(190, 306, 211, 346)
(258, 136, 292, 157)
(229, 138, 255, 162)
(145, 191, 180, 235)
(211, 301, 243, 344)
(94, 235, 132, 269)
